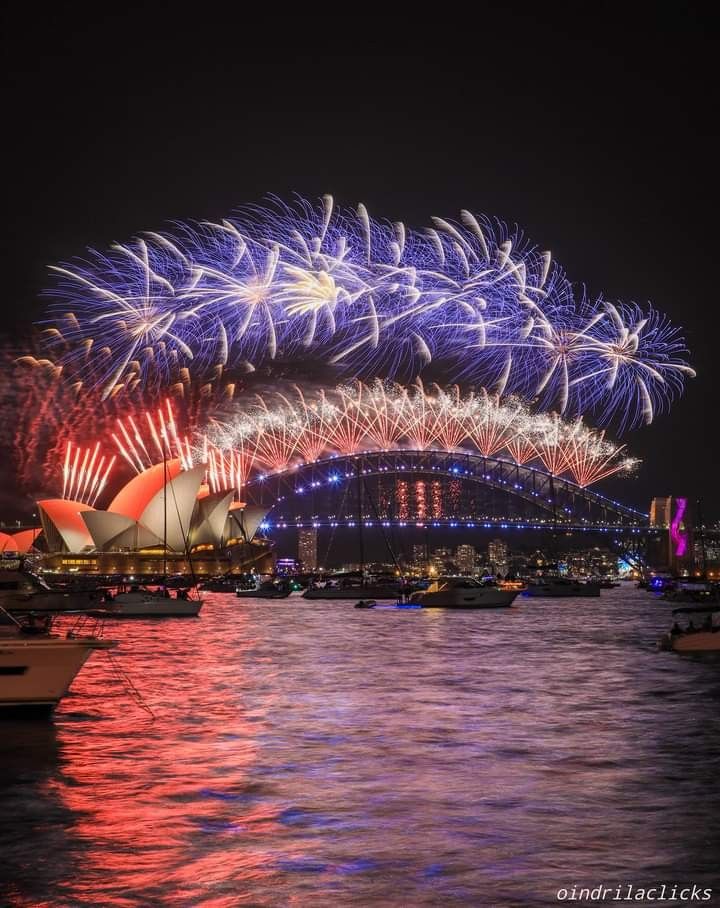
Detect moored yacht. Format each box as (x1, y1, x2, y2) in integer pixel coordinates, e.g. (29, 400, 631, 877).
(523, 576, 601, 598)
(0, 557, 101, 614)
(410, 577, 519, 609)
(100, 585, 202, 618)
(660, 580, 720, 604)
(236, 577, 291, 599)
(199, 576, 240, 593)
(303, 574, 402, 600)
(0, 608, 116, 712)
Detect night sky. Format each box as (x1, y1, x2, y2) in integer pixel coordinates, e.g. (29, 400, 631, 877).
(2, 7, 717, 519)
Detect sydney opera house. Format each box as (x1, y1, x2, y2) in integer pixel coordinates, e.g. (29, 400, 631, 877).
(6, 460, 273, 576)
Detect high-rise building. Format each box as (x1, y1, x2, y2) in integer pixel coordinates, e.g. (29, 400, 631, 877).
(456, 544, 476, 575)
(430, 546, 454, 574)
(412, 544, 427, 569)
(488, 538, 509, 576)
(298, 527, 318, 571)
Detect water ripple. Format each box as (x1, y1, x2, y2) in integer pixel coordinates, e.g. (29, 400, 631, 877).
(0, 587, 718, 905)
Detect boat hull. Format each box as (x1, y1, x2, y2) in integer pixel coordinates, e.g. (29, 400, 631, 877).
(0, 637, 115, 710)
(303, 585, 401, 600)
(662, 631, 720, 653)
(413, 589, 518, 609)
(2, 590, 102, 614)
(236, 590, 290, 599)
(101, 594, 202, 617)
(523, 583, 601, 598)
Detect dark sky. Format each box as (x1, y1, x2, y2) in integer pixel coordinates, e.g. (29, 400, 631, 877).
(2, 6, 718, 518)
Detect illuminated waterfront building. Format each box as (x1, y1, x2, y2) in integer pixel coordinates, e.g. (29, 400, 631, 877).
(298, 527, 319, 571)
(455, 544, 476, 575)
(488, 538, 509, 576)
(430, 546, 454, 574)
(411, 544, 427, 571)
(559, 547, 618, 577)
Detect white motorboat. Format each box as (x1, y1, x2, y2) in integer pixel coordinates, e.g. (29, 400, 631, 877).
(101, 586, 202, 617)
(0, 609, 116, 711)
(410, 577, 519, 609)
(659, 606, 720, 653)
(523, 577, 601, 598)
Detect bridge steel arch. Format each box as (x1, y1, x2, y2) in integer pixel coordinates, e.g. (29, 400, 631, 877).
(242, 449, 648, 530)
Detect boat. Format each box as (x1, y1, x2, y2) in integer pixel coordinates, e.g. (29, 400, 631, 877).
(658, 606, 720, 653)
(236, 578, 291, 599)
(410, 577, 519, 609)
(0, 607, 116, 712)
(99, 585, 202, 618)
(303, 579, 402, 600)
(199, 576, 241, 593)
(95, 444, 203, 618)
(660, 580, 720, 604)
(304, 462, 405, 601)
(523, 576, 602, 598)
(647, 574, 674, 593)
(0, 557, 101, 614)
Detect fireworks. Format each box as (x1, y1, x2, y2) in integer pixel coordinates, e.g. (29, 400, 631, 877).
(8, 351, 221, 497)
(206, 381, 638, 489)
(36, 380, 637, 507)
(60, 441, 115, 505)
(112, 399, 194, 473)
(38, 195, 693, 430)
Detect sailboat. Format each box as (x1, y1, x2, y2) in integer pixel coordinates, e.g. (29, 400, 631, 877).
(522, 478, 602, 599)
(303, 459, 402, 601)
(103, 584, 202, 617)
(102, 444, 203, 618)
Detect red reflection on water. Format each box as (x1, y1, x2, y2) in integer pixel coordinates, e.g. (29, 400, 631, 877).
(47, 607, 303, 902)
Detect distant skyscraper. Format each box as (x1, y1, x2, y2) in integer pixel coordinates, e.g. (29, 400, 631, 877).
(456, 544, 476, 574)
(430, 546, 453, 574)
(488, 538, 509, 576)
(298, 527, 318, 571)
(412, 544, 427, 568)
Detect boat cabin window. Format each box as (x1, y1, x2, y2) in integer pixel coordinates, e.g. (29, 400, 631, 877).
(437, 577, 482, 591)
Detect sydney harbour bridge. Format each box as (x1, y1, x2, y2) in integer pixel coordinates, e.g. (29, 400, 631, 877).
(243, 450, 650, 535)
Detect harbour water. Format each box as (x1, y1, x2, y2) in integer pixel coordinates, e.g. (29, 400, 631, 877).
(1, 587, 718, 906)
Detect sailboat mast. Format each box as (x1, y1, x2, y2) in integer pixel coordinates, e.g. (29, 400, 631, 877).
(163, 435, 167, 582)
(697, 498, 707, 577)
(549, 473, 558, 572)
(356, 457, 365, 581)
